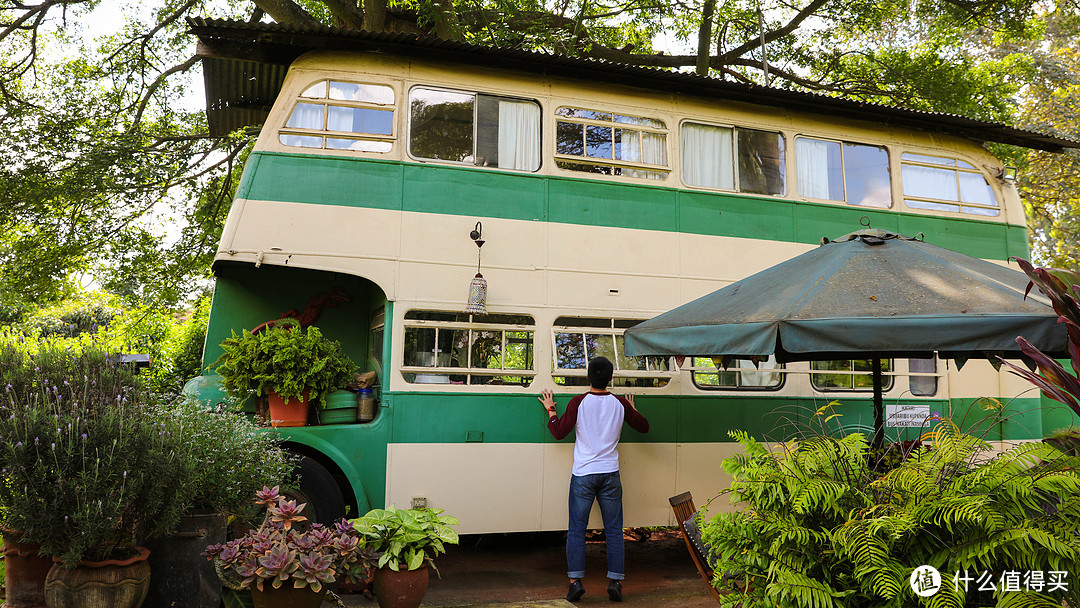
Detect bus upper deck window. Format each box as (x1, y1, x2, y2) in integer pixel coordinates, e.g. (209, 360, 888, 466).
(681, 122, 784, 195)
(901, 152, 1000, 216)
(409, 88, 541, 172)
(556, 108, 669, 180)
(280, 80, 395, 153)
(796, 137, 891, 208)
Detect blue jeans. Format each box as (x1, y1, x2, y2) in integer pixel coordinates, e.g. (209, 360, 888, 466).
(567, 472, 625, 580)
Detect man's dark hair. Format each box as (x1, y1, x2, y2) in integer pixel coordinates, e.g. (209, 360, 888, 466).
(587, 356, 614, 390)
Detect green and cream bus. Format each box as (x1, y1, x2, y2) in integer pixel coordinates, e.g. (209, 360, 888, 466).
(186, 18, 1079, 530)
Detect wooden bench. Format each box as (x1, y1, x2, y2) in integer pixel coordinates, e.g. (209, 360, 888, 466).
(669, 492, 749, 605)
(669, 491, 723, 603)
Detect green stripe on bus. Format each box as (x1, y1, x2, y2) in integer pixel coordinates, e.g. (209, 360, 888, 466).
(380, 392, 1045, 444)
(240, 152, 1026, 260)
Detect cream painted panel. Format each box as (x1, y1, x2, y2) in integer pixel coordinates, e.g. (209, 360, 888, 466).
(675, 443, 744, 523)
(223, 200, 403, 261)
(385, 443, 543, 534)
(539, 443, 676, 531)
(619, 442, 678, 526)
(546, 223, 678, 277)
(947, 359, 1021, 400)
(547, 270, 680, 315)
(679, 233, 813, 285)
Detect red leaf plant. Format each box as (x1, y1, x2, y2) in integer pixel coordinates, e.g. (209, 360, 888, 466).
(204, 487, 374, 592)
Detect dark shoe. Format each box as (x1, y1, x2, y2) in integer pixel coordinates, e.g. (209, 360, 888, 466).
(567, 579, 585, 602)
(608, 579, 623, 602)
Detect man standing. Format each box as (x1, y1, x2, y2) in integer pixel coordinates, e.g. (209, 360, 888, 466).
(539, 356, 650, 603)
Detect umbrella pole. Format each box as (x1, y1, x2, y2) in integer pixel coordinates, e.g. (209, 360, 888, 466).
(872, 358, 884, 449)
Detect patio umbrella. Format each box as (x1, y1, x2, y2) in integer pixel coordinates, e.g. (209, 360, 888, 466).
(623, 228, 1070, 447)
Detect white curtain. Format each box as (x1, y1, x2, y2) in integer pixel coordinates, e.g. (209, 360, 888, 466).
(957, 172, 996, 206)
(285, 102, 324, 130)
(681, 123, 733, 189)
(326, 106, 354, 132)
(741, 357, 780, 387)
(902, 164, 959, 201)
(498, 101, 541, 171)
(796, 138, 834, 199)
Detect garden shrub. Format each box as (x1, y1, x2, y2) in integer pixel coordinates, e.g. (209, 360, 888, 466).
(702, 421, 1080, 608)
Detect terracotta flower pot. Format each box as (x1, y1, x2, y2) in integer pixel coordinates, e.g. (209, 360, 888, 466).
(43, 546, 151, 608)
(373, 566, 429, 608)
(266, 391, 309, 427)
(2, 532, 52, 608)
(249, 584, 327, 608)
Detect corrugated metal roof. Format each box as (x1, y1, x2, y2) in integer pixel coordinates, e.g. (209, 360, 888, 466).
(188, 17, 1078, 152)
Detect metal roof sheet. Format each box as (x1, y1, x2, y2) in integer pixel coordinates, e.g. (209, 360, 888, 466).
(188, 17, 1078, 152)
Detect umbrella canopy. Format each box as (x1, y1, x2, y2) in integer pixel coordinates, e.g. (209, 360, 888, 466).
(624, 229, 1068, 363)
(623, 228, 1070, 447)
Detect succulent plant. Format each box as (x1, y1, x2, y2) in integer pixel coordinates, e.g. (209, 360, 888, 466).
(204, 487, 374, 592)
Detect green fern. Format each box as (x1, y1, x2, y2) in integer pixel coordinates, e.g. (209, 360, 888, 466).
(702, 421, 1080, 608)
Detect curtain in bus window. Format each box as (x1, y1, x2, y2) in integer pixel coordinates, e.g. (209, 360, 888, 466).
(286, 102, 324, 130)
(844, 143, 891, 208)
(740, 357, 780, 387)
(497, 100, 540, 171)
(908, 358, 937, 396)
(621, 131, 667, 179)
(327, 106, 393, 135)
(737, 129, 785, 195)
(796, 138, 841, 200)
(682, 123, 734, 189)
(902, 163, 958, 201)
(957, 172, 997, 207)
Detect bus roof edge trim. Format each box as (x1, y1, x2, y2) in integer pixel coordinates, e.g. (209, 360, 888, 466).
(187, 17, 1078, 153)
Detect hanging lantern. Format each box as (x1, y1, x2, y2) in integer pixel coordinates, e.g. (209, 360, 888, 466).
(465, 272, 488, 314)
(465, 221, 487, 314)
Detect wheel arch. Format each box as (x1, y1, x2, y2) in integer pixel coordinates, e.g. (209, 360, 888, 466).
(281, 437, 371, 517)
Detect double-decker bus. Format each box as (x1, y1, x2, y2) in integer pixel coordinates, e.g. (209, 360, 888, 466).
(186, 18, 1078, 531)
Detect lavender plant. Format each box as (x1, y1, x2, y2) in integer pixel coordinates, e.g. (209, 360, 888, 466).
(0, 338, 188, 566)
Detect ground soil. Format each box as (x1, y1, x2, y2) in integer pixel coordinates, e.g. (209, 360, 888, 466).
(340, 528, 717, 607)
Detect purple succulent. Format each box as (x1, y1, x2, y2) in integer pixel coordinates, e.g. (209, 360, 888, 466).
(268, 498, 308, 530)
(254, 485, 281, 505)
(295, 552, 336, 592)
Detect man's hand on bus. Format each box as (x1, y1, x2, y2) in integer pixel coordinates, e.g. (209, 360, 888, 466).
(625, 394, 637, 412)
(539, 388, 557, 419)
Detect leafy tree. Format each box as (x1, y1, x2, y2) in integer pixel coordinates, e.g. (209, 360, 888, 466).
(0, 0, 1073, 309)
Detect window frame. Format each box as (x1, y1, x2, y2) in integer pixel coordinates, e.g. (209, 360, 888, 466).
(687, 356, 786, 391)
(550, 317, 675, 388)
(810, 359, 896, 392)
(679, 119, 787, 196)
(794, 134, 892, 208)
(400, 311, 537, 387)
(554, 107, 671, 180)
(406, 85, 543, 172)
(279, 79, 397, 153)
(900, 152, 1001, 216)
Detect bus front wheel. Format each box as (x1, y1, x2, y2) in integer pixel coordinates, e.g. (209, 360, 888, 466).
(287, 455, 346, 524)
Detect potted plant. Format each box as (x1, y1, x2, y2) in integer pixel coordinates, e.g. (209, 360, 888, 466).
(212, 319, 356, 427)
(0, 340, 188, 608)
(351, 506, 459, 608)
(203, 486, 372, 608)
(140, 397, 293, 608)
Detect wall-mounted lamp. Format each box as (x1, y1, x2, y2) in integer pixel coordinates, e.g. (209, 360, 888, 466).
(465, 221, 487, 314)
(997, 166, 1018, 182)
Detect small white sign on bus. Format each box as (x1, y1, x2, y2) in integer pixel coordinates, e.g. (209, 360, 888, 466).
(886, 404, 932, 428)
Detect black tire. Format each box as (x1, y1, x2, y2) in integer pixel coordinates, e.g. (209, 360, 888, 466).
(287, 455, 347, 525)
